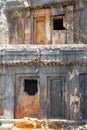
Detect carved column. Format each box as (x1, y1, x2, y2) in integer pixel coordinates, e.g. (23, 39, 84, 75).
(3, 75, 14, 118)
(66, 5, 74, 44)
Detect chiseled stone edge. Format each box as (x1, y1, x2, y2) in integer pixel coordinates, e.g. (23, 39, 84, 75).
(6, 0, 75, 11)
(0, 59, 87, 66)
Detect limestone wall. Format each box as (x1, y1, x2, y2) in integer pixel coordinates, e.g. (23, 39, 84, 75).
(0, 45, 86, 119)
(0, 0, 87, 121)
(0, 0, 86, 45)
(74, 1, 87, 43)
(0, 0, 9, 44)
(7, 5, 74, 45)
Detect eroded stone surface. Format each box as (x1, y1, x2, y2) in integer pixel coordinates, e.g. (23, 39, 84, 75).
(0, 0, 87, 123)
(10, 118, 87, 130)
(15, 91, 40, 118)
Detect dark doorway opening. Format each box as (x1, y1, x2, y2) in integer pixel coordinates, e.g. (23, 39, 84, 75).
(24, 79, 38, 96)
(53, 18, 66, 30)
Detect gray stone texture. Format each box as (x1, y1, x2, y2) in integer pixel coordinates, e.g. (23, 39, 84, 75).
(0, 0, 87, 122)
(0, 1, 9, 44)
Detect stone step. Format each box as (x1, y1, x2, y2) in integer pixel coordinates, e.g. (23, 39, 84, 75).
(0, 119, 14, 124)
(0, 123, 13, 130)
(0, 119, 14, 130)
(0, 128, 10, 130)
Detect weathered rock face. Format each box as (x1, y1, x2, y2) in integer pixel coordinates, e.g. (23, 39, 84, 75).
(10, 118, 87, 130)
(0, 0, 9, 44)
(0, 0, 86, 45)
(8, 4, 74, 45)
(0, 0, 87, 123)
(15, 91, 40, 118)
(0, 45, 86, 120)
(31, 0, 75, 7)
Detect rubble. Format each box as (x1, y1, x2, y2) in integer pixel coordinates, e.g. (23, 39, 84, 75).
(10, 118, 87, 130)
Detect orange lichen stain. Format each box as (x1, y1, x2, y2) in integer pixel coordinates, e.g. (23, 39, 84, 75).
(47, 40, 52, 44)
(55, 39, 62, 44)
(14, 120, 36, 128)
(0, 108, 3, 115)
(15, 103, 25, 118)
(53, 32, 61, 44)
(15, 91, 40, 118)
(39, 35, 47, 45)
(36, 20, 45, 45)
(11, 128, 44, 130)
(10, 118, 46, 130)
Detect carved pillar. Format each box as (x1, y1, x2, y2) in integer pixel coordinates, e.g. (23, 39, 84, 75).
(3, 75, 14, 118)
(25, 11, 31, 44)
(66, 5, 74, 44)
(74, 1, 85, 43)
(10, 11, 25, 44)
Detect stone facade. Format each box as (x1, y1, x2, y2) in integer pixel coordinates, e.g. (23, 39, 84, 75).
(0, 0, 87, 121)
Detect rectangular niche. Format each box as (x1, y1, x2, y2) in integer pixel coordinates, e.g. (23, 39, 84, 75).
(15, 76, 40, 118)
(34, 17, 46, 45)
(47, 76, 65, 118)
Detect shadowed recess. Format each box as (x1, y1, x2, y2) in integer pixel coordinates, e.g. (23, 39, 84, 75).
(24, 79, 38, 96)
(53, 18, 66, 30)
